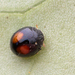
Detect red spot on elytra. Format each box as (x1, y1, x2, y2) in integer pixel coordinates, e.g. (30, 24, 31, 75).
(17, 45, 30, 54)
(12, 32, 23, 43)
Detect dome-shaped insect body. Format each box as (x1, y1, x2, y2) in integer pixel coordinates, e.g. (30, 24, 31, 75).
(10, 26, 44, 57)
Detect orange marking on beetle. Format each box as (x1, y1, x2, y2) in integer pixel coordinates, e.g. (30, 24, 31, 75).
(12, 32, 23, 43)
(17, 45, 30, 54)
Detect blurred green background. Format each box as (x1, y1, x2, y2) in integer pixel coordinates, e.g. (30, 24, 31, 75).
(0, 0, 75, 75)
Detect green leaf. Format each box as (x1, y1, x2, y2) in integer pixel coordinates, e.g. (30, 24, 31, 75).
(0, 0, 75, 75)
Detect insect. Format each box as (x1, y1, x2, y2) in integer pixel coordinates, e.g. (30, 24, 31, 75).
(10, 26, 44, 57)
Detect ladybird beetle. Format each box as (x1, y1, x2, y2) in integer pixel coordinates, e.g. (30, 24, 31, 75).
(10, 26, 44, 57)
